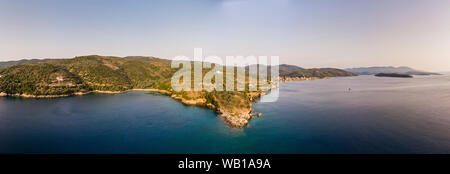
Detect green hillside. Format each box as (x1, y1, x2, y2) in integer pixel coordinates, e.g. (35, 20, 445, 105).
(0, 63, 88, 95)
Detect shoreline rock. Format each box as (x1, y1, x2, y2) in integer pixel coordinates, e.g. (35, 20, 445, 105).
(0, 88, 264, 128)
(0, 88, 171, 98)
(219, 110, 251, 128)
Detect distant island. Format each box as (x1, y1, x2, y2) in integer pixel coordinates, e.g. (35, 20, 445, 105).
(375, 73, 413, 78)
(279, 66, 356, 82)
(346, 66, 440, 76)
(0, 55, 355, 128)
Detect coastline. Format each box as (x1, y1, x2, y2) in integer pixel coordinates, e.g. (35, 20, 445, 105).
(0, 91, 89, 98)
(0, 88, 263, 128)
(0, 77, 327, 128)
(0, 89, 171, 98)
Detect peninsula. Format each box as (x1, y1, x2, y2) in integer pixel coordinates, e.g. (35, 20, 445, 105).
(0, 55, 356, 128)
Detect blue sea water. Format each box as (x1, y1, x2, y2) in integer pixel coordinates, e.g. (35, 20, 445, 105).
(1, 75, 450, 154)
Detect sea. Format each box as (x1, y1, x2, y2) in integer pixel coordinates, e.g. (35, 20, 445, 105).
(1, 75, 450, 154)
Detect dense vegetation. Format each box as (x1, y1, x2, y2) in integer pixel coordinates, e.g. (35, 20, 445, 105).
(282, 68, 357, 78)
(0, 64, 88, 95)
(0, 55, 356, 99)
(0, 55, 179, 94)
(278, 64, 305, 75)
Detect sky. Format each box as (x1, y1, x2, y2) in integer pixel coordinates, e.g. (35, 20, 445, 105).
(0, 0, 449, 71)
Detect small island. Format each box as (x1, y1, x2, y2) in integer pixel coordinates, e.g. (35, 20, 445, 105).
(375, 73, 413, 78)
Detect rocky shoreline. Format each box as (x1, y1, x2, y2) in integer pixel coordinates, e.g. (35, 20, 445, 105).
(0, 76, 327, 128)
(0, 91, 88, 98)
(0, 88, 172, 98)
(1, 75, 322, 128)
(0, 80, 300, 128)
(0, 88, 260, 128)
(219, 110, 251, 128)
(138, 89, 265, 128)
(170, 93, 260, 128)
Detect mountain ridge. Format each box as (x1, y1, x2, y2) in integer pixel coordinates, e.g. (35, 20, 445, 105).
(345, 66, 440, 75)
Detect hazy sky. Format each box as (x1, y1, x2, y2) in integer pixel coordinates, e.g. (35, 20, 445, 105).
(1, 0, 449, 71)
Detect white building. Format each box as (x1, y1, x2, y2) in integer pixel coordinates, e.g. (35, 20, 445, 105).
(56, 75, 64, 82)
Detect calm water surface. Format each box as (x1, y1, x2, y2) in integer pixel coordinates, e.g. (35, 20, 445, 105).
(1, 75, 450, 153)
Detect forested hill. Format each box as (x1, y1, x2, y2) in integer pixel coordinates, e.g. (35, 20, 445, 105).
(0, 55, 356, 96)
(279, 66, 356, 78)
(0, 55, 175, 95)
(246, 64, 357, 78)
(0, 58, 61, 69)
